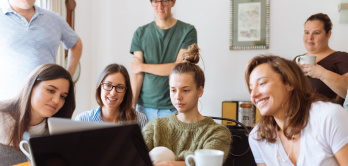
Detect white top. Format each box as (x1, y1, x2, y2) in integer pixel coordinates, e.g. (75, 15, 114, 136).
(249, 101, 348, 166)
(0, 111, 46, 145)
(28, 119, 46, 136)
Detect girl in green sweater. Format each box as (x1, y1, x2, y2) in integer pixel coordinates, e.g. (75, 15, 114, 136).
(142, 43, 232, 166)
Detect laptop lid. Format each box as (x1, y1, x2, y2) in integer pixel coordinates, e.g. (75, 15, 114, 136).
(47, 117, 121, 135)
(29, 119, 153, 166)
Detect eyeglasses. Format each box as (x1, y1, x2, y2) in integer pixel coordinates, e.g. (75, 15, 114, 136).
(151, 0, 172, 7)
(101, 83, 127, 93)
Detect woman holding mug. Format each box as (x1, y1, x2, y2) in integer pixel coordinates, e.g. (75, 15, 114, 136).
(246, 55, 348, 165)
(296, 13, 348, 104)
(0, 64, 76, 166)
(75, 63, 147, 128)
(142, 44, 231, 166)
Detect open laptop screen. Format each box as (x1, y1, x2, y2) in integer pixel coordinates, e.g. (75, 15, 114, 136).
(29, 123, 153, 166)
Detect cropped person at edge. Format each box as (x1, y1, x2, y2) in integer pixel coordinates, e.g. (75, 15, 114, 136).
(295, 13, 348, 105)
(0, 64, 76, 166)
(247, 55, 348, 166)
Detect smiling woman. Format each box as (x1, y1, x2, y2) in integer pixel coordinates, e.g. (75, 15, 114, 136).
(245, 55, 348, 166)
(0, 64, 75, 166)
(74, 63, 148, 129)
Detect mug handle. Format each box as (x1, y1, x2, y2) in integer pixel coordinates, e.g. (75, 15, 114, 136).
(295, 56, 302, 65)
(19, 140, 32, 160)
(185, 154, 195, 166)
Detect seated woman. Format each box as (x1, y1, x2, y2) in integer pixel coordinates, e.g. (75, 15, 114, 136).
(296, 13, 348, 105)
(246, 55, 348, 166)
(75, 63, 147, 128)
(142, 43, 232, 166)
(0, 64, 76, 166)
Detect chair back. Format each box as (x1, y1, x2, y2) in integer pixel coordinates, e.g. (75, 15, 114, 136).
(208, 116, 256, 166)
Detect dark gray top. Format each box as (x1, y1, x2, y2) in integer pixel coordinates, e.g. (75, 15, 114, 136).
(0, 143, 28, 166)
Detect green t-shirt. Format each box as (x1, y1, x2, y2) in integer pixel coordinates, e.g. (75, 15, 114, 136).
(130, 20, 197, 109)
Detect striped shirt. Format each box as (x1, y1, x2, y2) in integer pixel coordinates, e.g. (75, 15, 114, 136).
(74, 106, 148, 129)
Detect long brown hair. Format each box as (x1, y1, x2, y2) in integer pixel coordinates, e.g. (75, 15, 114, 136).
(245, 55, 326, 142)
(170, 43, 205, 89)
(95, 63, 137, 122)
(0, 64, 75, 150)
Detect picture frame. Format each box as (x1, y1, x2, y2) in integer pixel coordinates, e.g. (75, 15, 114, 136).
(230, 0, 270, 50)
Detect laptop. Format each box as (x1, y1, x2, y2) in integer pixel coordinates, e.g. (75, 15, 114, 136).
(27, 118, 153, 166)
(47, 117, 123, 135)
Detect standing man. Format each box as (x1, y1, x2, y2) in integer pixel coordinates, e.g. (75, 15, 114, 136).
(130, 0, 197, 121)
(0, 0, 82, 100)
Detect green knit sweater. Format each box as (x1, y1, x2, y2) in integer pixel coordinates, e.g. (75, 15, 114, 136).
(142, 114, 232, 161)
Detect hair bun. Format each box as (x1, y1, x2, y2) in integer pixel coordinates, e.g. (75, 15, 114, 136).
(182, 43, 200, 64)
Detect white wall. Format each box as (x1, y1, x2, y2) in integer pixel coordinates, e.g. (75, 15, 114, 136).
(72, 0, 348, 118)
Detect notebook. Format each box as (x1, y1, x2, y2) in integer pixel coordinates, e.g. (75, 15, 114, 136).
(27, 118, 153, 166)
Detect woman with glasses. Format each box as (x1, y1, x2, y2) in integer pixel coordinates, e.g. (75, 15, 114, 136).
(0, 64, 76, 166)
(130, 0, 197, 121)
(246, 55, 348, 166)
(75, 63, 147, 128)
(142, 44, 231, 166)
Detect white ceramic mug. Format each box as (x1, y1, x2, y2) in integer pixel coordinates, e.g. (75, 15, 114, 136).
(185, 149, 224, 166)
(19, 140, 35, 166)
(295, 55, 316, 65)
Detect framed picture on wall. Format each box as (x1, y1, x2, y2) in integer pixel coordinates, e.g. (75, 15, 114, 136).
(230, 0, 270, 50)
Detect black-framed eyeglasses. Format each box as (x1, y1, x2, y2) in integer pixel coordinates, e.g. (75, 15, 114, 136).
(101, 83, 127, 93)
(151, 0, 172, 7)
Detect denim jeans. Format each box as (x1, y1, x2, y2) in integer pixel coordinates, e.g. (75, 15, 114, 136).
(136, 104, 178, 122)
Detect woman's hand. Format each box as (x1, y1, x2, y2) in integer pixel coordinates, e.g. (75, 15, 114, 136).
(301, 64, 327, 79)
(301, 64, 348, 98)
(153, 161, 186, 166)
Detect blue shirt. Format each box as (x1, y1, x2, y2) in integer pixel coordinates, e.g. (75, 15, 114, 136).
(0, 1, 79, 100)
(74, 106, 148, 129)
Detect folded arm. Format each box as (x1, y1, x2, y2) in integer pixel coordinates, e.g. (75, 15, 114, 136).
(131, 49, 186, 76)
(131, 51, 145, 108)
(153, 161, 186, 166)
(303, 64, 348, 98)
(257, 164, 266, 166)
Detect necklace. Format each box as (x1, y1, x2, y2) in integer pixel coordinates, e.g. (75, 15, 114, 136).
(276, 133, 295, 163)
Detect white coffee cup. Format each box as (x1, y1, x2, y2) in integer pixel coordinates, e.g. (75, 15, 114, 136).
(295, 55, 316, 65)
(185, 149, 224, 166)
(19, 140, 35, 166)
